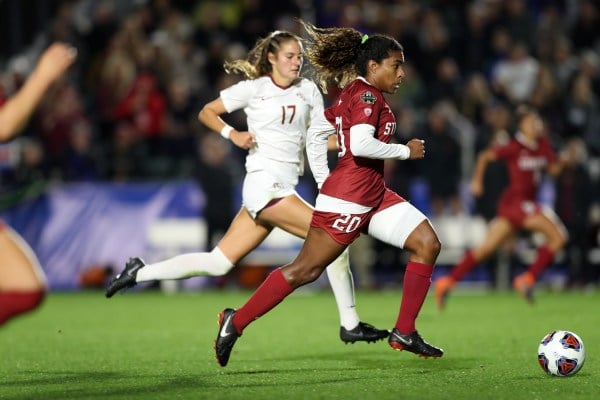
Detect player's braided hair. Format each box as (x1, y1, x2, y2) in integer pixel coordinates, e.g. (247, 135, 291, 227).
(224, 31, 301, 79)
(300, 20, 403, 92)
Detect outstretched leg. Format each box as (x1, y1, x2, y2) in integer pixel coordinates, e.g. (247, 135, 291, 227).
(215, 227, 346, 366)
(258, 194, 387, 342)
(514, 208, 568, 303)
(435, 217, 515, 310)
(105, 208, 270, 297)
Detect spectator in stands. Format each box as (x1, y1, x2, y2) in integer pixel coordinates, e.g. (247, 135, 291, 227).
(563, 73, 600, 148)
(419, 103, 462, 217)
(555, 137, 594, 287)
(491, 41, 540, 105)
(194, 133, 236, 250)
(59, 119, 102, 181)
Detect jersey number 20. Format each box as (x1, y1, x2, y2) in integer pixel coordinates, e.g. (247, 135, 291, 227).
(332, 214, 362, 233)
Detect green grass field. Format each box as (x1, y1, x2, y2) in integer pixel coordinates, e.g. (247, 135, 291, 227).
(1, 288, 598, 400)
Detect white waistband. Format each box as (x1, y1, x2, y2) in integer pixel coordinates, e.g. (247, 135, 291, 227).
(315, 193, 372, 214)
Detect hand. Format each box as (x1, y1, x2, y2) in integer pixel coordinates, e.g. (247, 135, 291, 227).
(34, 42, 77, 84)
(230, 130, 256, 150)
(406, 138, 425, 160)
(469, 180, 484, 197)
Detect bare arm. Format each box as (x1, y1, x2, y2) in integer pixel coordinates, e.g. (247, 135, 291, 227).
(470, 148, 497, 197)
(0, 42, 76, 142)
(197, 98, 255, 150)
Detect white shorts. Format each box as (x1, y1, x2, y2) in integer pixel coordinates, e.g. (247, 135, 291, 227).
(242, 170, 298, 219)
(367, 201, 429, 248)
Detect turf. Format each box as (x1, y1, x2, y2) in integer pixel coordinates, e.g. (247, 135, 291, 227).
(1, 288, 598, 400)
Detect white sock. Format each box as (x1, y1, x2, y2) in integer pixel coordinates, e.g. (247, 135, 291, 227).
(325, 248, 360, 330)
(135, 247, 234, 282)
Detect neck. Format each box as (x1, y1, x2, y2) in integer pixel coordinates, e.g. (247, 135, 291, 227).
(270, 73, 294, 88)
(516, 131, 538, 149)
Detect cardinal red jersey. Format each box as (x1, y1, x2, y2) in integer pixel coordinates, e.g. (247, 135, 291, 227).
(494, 133, 556, 202)
(320, 78, 396, 207)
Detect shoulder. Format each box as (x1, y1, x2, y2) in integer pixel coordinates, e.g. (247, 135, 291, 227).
(296, 78, 322, 96)
(297, 77, 318, 89)
(345, 80, 382, 106)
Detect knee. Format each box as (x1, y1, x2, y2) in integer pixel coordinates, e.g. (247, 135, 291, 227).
(413, 231, 442, 260)
(283, 263, 323, 288)
(554, 230, 568, 251)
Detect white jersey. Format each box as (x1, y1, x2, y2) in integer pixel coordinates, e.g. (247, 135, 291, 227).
(220, 75, 333, 186)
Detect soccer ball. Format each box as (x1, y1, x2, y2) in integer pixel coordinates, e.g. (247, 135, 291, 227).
(537, 330, 586, 377)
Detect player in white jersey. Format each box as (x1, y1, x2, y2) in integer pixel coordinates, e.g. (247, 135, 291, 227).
(106, 30, 389, 344)
(0, 42, 76, 326)
(214, 21, 444, 367)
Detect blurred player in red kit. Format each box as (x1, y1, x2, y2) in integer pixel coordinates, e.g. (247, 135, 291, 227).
(214, 20, 444, 367)
(0, 42, 76, 326)
(435, 105, 567, 309)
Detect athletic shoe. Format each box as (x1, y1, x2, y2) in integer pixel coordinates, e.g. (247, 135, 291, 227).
(388, 329, 444, 358)
(340, 322, 390, 344)
(513, 271, 535, 304)
(434, 276, 454, 311)
(215, 308, 240, 367)
(105, 257, 145, 298)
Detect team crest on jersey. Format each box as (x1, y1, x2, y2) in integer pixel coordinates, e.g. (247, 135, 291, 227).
(364, 108, 372, 117)
(360, 91, 377, 104)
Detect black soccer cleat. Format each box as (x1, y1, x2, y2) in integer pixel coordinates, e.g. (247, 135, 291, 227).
(105, 257, 146, 298)
(388, 329, 443, 358)
(215, 308, 240, 367)
(340, 322, 390, 344)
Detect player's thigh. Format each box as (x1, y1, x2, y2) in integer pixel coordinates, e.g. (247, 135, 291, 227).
(0, 226, 45, 291)
(471, 217, 515, 260)
(282, 227, 347, 286)
(256, 193, 313, 239)
(522, 207, 568, 246)
(216, 207, 272, 263)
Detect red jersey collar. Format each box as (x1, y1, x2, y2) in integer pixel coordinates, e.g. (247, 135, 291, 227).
(267, 74, 295, 90)
(515, 131, 539, 150)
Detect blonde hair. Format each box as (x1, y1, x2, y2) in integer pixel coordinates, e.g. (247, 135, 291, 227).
(224, 31, 302, 79)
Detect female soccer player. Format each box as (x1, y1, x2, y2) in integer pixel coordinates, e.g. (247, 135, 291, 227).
(0, 42, 76, 326)
(434, 105, 567, 309)
(213, 21, 444, 367)
(105, 30, 388, 344)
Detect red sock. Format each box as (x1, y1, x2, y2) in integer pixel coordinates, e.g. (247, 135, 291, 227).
(449, 250, 477, 282)
(395, 261, 434, 334)
(0, 290, 46, 326)
(232, 268, 293, 334)
(527, 246, 555, 279)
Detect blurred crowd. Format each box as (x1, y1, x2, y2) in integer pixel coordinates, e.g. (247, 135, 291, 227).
(1, 0, 599, 286)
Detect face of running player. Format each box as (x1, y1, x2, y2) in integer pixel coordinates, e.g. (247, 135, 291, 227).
(268, 39, 303, 87)
(367, 49, 405, 94)
(521, 112, 544, 140)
